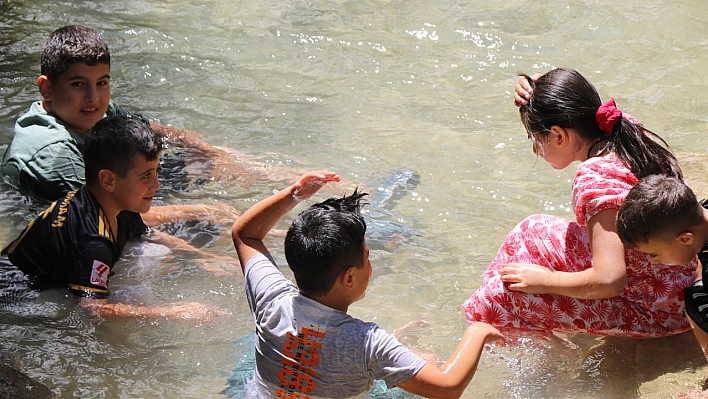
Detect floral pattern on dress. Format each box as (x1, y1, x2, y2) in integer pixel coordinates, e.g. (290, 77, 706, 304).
(462, 157, 696, 338)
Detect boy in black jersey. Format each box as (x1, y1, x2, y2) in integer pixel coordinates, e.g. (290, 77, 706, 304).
(2, 116, 230, 321)
(617, 174, 708, 397)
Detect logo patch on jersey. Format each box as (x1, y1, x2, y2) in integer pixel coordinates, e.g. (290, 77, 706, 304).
(90, 260, 110, 289)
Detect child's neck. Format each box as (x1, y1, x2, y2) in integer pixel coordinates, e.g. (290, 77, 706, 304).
(303, 291, 352, 313)
(87, 184, 121, 236)
(584, 138, 612, 161)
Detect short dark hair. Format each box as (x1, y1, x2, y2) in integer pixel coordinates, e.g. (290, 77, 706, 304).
(617, 175, 704, 248)
(84, 116, 163, 186)
(285, 190, 368, 297)
(41, 25, 110, 82)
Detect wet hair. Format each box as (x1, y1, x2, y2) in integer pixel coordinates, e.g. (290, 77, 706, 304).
(617, 175, 703, 248)
(519, 68, 682, 180)
(285, 190, 368, 297)
(84, 116, 163, 186)
(41, 25, 110, 82)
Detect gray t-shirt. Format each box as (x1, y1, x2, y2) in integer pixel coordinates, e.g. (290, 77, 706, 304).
(245, 253, 426, 399)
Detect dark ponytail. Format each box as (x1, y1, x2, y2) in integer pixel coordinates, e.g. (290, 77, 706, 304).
(609, 118, 682, 180)
(519, 68, 682, 180)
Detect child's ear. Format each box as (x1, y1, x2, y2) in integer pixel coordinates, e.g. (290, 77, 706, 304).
(37, 75, 52, 102)
(549, 125, 567, 146)
(341, 267, 356, 289)
(97, 169, 116, 193)
(677, 232, 695, 246)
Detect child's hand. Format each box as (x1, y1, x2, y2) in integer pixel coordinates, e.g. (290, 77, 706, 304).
(393, 320, 431, 345)
(499, 262, 553, 294)
(292, 170, 341, 201)
(468, 322, 505, 346)
(514, 73, 541, 107)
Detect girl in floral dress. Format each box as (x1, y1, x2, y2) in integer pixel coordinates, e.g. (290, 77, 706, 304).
(462, 68, 696, 338)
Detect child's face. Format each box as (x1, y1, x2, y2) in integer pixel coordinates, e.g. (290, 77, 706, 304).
(40, 62, 111, 134)
(111, 154, 160, 214)
(634, 237, 697, 266)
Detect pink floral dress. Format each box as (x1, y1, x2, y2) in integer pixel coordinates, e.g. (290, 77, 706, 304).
(462, 156, 696, 338)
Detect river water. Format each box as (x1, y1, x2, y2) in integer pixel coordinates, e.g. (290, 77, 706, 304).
(2, 0, 708, 398)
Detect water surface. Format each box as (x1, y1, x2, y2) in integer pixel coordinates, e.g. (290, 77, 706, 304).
(2, 0, 708, 398)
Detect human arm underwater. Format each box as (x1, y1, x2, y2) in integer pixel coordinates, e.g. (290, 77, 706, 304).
(141, 202, 240, 227)
(396, 322, 504, 399)
(70, 234, 230, 321)
(149, 121, 272, 185)
(231, 170, 341, 271)
(150, 121, 358, 193)
(148, 229, 238, 276)
(499, 209, 627, 299)
(77, 297, 230, 322)
(150, 122, 228, 160)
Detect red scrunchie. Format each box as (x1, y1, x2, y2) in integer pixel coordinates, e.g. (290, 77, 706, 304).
(596, 98, 622, 134)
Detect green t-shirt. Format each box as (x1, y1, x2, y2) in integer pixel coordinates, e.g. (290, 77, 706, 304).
(0, 100, 149, 200)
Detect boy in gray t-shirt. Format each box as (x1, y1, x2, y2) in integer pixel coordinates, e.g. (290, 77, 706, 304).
(232, 170, 504, 399)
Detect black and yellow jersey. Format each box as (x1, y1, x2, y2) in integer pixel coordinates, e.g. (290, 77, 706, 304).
(1, 186, 149, 298)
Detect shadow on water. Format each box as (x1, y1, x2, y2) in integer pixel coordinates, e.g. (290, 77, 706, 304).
(480, 331, 708, 399)
(0, 257, 39, 310)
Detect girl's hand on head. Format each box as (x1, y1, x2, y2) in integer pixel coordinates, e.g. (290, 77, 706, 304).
(499, 262, 553, 294)
(513, 73, 542, 107)
(292, 170, 341, 201)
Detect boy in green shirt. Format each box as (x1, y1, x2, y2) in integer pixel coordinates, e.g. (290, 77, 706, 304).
(0, 25, 272, 223)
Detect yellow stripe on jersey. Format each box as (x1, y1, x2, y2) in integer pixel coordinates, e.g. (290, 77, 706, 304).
(97, 209, 115, 242)
(40, 201, 57, 219)
(4, 198, 59, 254)
(68, 284, 109, 296)
(142, 227, 155, 239)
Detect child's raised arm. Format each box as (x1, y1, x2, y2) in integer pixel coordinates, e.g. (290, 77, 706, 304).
(148, 230, 237, 276)
(396, 322, 504, 399)
(231, 171, 340, 271)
